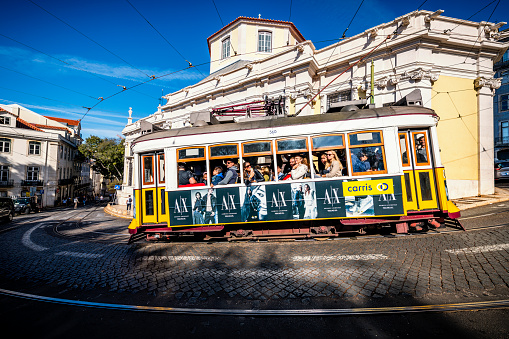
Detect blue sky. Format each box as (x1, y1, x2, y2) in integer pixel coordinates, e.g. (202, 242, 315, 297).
(0, 0, 507, 139)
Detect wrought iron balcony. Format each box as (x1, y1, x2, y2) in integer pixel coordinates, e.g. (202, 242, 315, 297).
(0, 180, 14, 187)
(21, 180, 43, 186)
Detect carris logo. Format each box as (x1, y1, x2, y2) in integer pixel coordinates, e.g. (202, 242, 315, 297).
(377, 183, 389, 191)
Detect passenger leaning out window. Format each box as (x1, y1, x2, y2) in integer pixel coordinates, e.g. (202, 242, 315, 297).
(217, 159, 238, 185)
(178, 163, 194, 186)
(351, 151, 371, 173)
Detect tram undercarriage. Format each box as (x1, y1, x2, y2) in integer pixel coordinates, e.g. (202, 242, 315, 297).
(128, 211, 462, 244)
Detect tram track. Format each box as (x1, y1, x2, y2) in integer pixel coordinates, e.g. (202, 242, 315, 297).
(0, 287, 507, 316)
(51, 204, 128, 244)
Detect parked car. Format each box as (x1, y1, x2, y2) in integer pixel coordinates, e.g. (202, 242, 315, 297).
(13, 197, 31, 214)
(0, 197, 14, 223)
(495, 161, 509, 180)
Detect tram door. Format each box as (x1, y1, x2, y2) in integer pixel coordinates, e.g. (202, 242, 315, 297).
(398, 130, 438, 211)
(140, 152, 167, 224)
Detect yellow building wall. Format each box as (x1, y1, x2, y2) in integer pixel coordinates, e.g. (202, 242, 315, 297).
(431, 75, 478, 181)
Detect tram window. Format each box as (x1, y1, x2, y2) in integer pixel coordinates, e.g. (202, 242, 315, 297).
(158, 154, 165, 183)
(160, 188, 166, 214)
(419, 172, 433, 201)
(145, 190, 154, 215)
(209, 144, 240, 185)
(276, 137, 310, 180)
(348, 131, 386, 175)
(312, 134, 347, 177)
(404, 173, 413, 202)
(142, 155, 154, 185)
(413, 132, 430, 165)
(399, 133, 410, 167)
(242, 141, 273, 181)
(177, 147, 206, 187)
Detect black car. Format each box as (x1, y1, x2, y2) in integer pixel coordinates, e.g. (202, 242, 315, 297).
(14, 197, 31, 214)
(0, 197, 14, 223)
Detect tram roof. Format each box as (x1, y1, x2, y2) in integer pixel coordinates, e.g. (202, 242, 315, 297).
(133, 106, 436, 144)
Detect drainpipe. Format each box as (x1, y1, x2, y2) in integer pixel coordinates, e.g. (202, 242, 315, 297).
(43, 138, 49, 209)
(370, 60, 375, 105)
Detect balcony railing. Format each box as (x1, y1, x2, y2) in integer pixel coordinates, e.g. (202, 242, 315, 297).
(21, 180, 43, 186)
(0, 180, 14, 187)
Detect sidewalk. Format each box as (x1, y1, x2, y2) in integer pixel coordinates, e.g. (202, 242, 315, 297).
(452, 186, 509, 210)
(104, 203, 133, 219)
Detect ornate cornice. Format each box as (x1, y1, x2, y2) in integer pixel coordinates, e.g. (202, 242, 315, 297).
(474, 76, 501, 90)
(375, 68, 440, 88)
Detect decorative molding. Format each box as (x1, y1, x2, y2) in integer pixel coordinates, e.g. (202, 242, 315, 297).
(375, 68, 440, 88)
(246, 63, 253, 70)
(474, 76, 501, 90)
(368, 28, 378, 39)
(400, 16, 411, 27)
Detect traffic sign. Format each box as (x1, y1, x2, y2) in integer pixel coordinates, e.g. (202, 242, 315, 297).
(114, 185, 121, 190)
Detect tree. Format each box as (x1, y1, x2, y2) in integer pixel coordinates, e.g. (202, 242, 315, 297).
(79, 136, 124, 181)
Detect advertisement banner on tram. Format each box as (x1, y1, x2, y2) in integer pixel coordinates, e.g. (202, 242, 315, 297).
(167, 176, 404, 226)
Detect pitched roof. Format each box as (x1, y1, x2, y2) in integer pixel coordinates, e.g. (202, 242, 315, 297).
(32, 123, 70, 131)
(16, 117, 44, 132)
(207, 17, 306, 53)
(44, 116, 80, 126)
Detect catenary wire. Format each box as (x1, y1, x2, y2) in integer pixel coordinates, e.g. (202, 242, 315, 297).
(124, 0, 204, 77)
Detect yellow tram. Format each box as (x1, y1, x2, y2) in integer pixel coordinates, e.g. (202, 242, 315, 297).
(127, 104, 460, 242)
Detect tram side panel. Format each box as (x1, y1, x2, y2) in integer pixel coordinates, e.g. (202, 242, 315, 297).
(166, 176, 405, 228)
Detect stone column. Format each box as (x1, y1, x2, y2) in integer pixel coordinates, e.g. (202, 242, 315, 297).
(475, 76, 501, 195)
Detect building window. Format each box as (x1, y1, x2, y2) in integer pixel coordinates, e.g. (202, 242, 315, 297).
(258, 31, 272, 53)
(501, 121, 509, 145)
(60, 145, 63, 158)
(0, 165, 9, 182)
(27, 166, 39, 181)
(501, 94, 509, 112)
(0, 138, 11, 153)
(222, 37, 230, 59)
(0, 116, 10, 125)
(29, 141, 41, 155)
(327, 90, 352, 110)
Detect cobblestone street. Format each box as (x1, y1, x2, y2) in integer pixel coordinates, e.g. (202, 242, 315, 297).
(1, 205, 509, 311)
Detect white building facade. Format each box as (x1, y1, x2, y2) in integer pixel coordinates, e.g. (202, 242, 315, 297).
(121, 11, 508, 200)
(0, 104, 88, 207)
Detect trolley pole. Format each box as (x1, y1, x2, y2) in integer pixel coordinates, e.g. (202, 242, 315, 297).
(370, 60, 375, 105)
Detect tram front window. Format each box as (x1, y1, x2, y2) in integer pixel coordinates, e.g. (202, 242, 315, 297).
(413, 133, 429, 164)
(143, 156, 154, 184)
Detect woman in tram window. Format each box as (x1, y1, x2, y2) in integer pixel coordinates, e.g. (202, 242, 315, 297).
(319, 153, 329, 176)
(291, 155, 309, 180)
(322, 150, 343, 177)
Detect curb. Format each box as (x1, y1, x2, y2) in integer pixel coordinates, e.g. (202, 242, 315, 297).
(104, 204, 133, 220)
(453, 196, 509, 211)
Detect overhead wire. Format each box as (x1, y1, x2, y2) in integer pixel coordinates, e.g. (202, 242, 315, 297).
(124, 0, 204, 77)
(211, 0, 224, 26)
(27, 0, 152, 79)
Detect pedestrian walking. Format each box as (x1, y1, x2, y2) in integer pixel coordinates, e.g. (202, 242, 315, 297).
(126, 195, 132, 211)
(73, 197, 78, 209)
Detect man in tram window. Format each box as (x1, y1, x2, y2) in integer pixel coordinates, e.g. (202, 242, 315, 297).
(217, 159, 238, 185)
(283, 156, 295, 174)
(351, 151, 371, 173)
(178, 163, 193, 186)
(202, 188, 217, 224)
(416, 135, 428, 163)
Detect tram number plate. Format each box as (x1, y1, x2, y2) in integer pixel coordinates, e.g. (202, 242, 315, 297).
(269, 129, 278, 135)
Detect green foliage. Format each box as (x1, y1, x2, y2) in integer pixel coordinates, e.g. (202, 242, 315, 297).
(79, 136, 124, 180)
